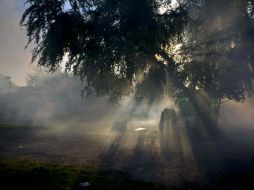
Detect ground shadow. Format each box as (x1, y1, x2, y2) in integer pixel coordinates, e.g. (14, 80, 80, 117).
(100, 120, 127, 165)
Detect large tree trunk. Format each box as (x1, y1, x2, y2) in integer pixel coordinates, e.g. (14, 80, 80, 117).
(157, 51, 220, 137)
(159, 108, 180, 160)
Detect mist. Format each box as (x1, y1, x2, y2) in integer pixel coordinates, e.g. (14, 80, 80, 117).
(1, 70, 254, 185)
(1, 0, 254, 189)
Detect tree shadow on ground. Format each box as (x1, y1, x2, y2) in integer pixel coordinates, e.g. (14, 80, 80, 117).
(100, 121, 127, 165)
(127, 130, 161, 182)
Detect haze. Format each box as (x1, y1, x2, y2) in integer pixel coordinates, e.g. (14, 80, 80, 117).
(1, 0, 254, 189)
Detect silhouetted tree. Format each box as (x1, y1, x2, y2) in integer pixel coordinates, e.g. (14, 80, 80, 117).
(21, 0, 188, 99)
(0, 75, 17, 94)
(177, 0, 254, 123)
(21, 0, 254, 130)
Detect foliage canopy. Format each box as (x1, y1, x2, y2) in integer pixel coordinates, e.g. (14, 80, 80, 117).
(21, 0, 254, 102)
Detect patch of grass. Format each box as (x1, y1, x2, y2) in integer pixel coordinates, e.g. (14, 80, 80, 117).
(0, 158, 166, 190)
(0, 123, 31, 128)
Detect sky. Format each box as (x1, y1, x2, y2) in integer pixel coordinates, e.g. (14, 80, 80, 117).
(0, 0, 36, 86)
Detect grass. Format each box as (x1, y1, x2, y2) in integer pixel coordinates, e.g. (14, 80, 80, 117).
(0, 123, 31, 128)
(0, 158, 166, 190)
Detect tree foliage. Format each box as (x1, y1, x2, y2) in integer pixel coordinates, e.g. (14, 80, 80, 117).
(179, 0, 254, 101)
(21, 0, 254, 102)
(21, 0, 188, 100)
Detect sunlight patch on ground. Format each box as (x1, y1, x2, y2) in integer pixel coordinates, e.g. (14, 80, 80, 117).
(134, 128, 147, 131)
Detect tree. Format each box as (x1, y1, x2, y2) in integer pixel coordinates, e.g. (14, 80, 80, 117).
(21, 0, 254, 131)
(21, 0, 188, 98)
(177, 0, 254, 123)
(0, 75, 17, 94)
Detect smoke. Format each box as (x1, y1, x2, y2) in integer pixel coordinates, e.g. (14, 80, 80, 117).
(219, 98, 254, 141)
(1, 1, 254, 185)
(1, 69, 254, 136)
(0, 71, 170, 130)
(1, 70, 254, 185)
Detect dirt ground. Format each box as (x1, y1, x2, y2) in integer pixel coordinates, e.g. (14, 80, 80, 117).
(1, 119, 254, 188)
